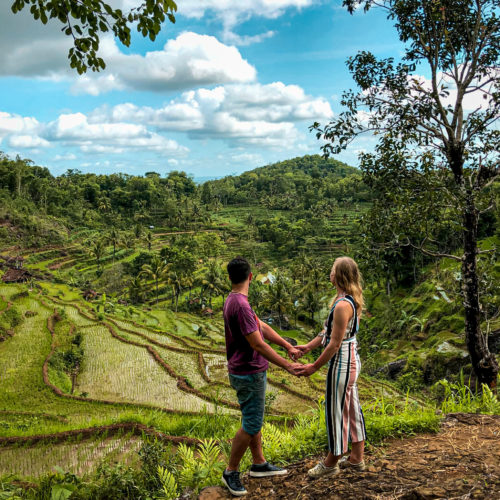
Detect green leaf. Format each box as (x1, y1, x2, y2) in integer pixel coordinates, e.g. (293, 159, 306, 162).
(51, 485, 73, 500)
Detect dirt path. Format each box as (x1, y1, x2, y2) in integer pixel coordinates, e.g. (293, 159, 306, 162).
(201, 413, 499, 499)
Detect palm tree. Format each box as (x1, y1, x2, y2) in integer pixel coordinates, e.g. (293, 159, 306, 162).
(122, 232, 136, 251)
(98, 197, 111, 212)
(302, 286, 321, 326)
(140, 255, 168, 305)
(107, 228, 121, 263)
(167, 270, 183, 312)
(145, 231, 154, 252)
(308, 261, 324, 292)
(90, 238, 106, 272)
(128, 275, 145, 304)
(293, 252, 312, 287)
(263, 272, 292, 330)
(134, 224, 143, 240)
(202, 260, 225, 308)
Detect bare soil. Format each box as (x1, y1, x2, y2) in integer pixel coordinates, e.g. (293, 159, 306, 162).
(201, 413, 499, 499)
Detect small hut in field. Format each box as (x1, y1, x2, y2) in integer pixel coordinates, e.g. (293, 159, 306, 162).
(2, 268, 32, 283)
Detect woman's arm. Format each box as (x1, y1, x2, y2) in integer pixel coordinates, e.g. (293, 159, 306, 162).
(296, 334, 323, 356)
(259, 320, 301, 360)
(297, 302, 352, 376)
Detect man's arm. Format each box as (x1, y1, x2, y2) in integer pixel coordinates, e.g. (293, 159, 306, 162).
(259, 320, 301, 359)
(245, 330, 301, 375)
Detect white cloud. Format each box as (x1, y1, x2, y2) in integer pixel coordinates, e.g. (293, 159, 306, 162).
(177, 0, 314, 20)
(54, 153, 77, 161)
(8, 135, 51, 149)
(0, 112, 40, 136)
(94, 82, 333, 148)
(223, 30, 276, 47)
(0, 111, 49, 150)
(0, 110, 188, 157)
(70, 32, 256, 95)
(0, 1, 257, 92)
(44, 112, 188, 156)
(231, 152, 263, 163)
(0, 3, 72, 78)
(176, 0, 315, 45)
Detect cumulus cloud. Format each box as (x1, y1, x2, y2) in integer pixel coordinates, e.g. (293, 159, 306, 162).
(1, 0, 257, 92)
(45, 112, 188, 155)
(0, 109, 188, 157)
(0, 112, 40, 136)
(91, 82, 333, 148)
(54, 153, 77, 162)
(70, 32, 256, 95)
(0, 111, 48, 150)
(8, 135, 51, 149)
(0, 16, 257, 94)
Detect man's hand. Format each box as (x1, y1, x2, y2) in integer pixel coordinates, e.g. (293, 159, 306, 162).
(287, 346, 302, 361)
(286, 362, 304, 376)
(296, 363, 317, 377)
(294, 345, 310, 358)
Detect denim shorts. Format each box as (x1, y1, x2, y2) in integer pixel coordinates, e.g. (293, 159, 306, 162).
(228, 371, 267, 436)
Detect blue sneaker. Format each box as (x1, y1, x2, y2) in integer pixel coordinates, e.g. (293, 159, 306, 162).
(249, 462, 288, 478)
(222, 470, 247, 496)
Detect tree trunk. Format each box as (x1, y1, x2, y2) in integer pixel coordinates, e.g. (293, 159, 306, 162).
(462, 194, 498, 389)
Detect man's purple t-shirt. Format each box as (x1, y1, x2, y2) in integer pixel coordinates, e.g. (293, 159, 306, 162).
(223, 292, 269, 375)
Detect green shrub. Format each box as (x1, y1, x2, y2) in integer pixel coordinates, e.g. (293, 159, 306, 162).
(439, 373, 500, 414)
(177, 439, 224, 493)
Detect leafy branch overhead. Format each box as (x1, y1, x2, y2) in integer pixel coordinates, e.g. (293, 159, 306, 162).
(10, 0, 177, 74)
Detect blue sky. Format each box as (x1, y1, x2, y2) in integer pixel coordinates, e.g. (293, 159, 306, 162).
(0, 1, 405, 179)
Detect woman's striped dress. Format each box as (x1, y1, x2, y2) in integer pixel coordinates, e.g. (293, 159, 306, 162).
(323, 295, 366, 455)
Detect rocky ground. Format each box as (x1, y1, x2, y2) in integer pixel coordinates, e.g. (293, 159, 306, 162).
(200, 413, 499, 499)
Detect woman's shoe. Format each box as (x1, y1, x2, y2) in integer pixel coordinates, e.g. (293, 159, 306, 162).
(307, 461, 340, 478)
(339, 457, 365, 471)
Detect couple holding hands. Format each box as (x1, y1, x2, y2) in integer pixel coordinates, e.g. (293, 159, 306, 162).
(221, 256, 367, 496)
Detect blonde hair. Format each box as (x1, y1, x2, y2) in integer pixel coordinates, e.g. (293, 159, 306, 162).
(329, 257, 364, 316)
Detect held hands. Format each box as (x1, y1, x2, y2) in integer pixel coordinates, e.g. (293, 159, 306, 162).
(287, 346, 302, 361)
(288, 344, 310, 361)
(285, 362, 304, 376)
(296, 363, 316, 377)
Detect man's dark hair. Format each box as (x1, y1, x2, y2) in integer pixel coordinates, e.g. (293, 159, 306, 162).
(227, 257, 251, 284)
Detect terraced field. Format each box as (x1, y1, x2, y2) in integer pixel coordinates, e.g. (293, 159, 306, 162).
(0, 264, 428, 482)
(0, 433, 142, 478)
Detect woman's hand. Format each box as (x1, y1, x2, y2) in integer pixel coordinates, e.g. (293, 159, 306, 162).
(293, 345, 310, 359)
(287, 346, 302, 361)
(296, 363, 317, 377)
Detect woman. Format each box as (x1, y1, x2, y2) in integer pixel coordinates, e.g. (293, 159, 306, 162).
(296, 256, 366, 477)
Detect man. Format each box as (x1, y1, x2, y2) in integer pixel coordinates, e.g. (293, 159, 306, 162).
(221, 257, 302, 496)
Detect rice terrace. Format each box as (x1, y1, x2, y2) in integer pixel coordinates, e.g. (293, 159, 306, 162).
(1, 0, 499, 499)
